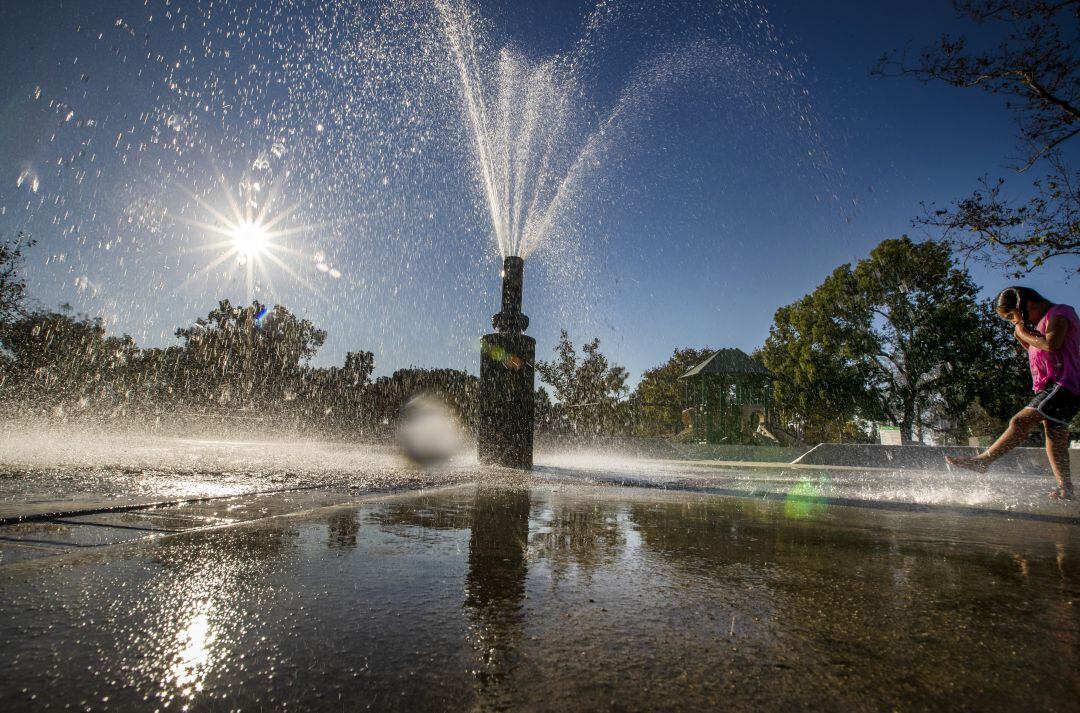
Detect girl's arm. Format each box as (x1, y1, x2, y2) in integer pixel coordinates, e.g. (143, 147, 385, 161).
(1015, 315, 1070, 352)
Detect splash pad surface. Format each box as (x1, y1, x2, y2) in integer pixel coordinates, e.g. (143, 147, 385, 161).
(1, 432, 1077, 524)
(2, 481, 1078, 711)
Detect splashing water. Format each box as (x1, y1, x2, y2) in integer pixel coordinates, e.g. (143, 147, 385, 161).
(437, 0, 581, 258)
(434, 0, 822, 261)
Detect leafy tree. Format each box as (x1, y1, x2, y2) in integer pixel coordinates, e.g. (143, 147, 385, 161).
(931, 298, 1032, 442)
(0, 307, 136, 415)
(293, 350, 376, 431)
(0, 231, 34, 330)
(365, 368, 479, 431)
(534, 386, 556, 434)
(762, 237, 996, 443)
(124, 345, 187, 413)
(874, 1, 1080, 275)
(632, 347, 714, 436)
(173, 299, 327, 409)
(536, 330, 629, 435)
(759, 296, 879, 442)
(342, 351, 375, 386)
(0, 297, 406, 433)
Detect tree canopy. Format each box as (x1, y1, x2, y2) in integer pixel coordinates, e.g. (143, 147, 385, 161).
(173, 300, 327, 408)
(632, 347, 714, 437)
(0, 232, 34, 330)
(760, 237, 1023, 443)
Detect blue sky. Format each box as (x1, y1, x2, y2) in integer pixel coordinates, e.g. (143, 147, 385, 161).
(0, 0, 1076, 387)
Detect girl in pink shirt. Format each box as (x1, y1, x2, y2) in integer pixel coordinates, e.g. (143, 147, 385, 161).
(947, 287, 1079, 499)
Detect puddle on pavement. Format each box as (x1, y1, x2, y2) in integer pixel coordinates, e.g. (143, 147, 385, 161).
(1, 484, 1078, 711)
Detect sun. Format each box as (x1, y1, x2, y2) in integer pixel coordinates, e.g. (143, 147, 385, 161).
(171, 169, 325, 301)
(231, 220, 270, 258)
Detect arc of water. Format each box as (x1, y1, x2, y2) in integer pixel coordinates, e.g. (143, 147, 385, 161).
(528, 41, 724, 253)
(436, 0, 509, 255)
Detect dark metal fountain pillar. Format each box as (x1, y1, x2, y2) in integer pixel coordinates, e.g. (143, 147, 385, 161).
(479, 256, 535, 469)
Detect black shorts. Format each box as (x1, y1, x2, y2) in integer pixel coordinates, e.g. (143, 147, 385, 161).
(1027, 383, 1080, 426)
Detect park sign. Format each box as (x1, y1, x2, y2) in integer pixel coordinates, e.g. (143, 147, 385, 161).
(878, 425, 902, 446)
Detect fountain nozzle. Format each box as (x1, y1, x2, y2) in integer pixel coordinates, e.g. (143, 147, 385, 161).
(479, 255, 535, 469)
(492, 256, 529, 334)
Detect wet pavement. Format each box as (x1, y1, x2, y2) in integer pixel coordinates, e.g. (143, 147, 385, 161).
(0, 431, 484, 522)
(4, 432, 1079, 525)
(536, 450, 1080, 518)
(2, 483, 1079, 711)
(0, 489, 362, 565)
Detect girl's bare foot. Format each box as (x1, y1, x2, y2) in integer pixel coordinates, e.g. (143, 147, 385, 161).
(1049, 485, 1074, 501)
(945, 455, 990, 474)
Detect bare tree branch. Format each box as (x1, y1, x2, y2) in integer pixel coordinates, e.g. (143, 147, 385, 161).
(874, 1, 1080, 275)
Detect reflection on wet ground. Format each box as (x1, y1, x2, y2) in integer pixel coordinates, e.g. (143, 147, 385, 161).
(0, 489, 362, 565)
(2, 484, 1078, 711)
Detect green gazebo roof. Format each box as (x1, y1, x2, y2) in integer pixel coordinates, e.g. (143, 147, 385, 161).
(679, 348, 774, 379)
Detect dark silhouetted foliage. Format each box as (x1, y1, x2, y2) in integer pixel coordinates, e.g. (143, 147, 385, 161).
(875, 1, 1080, 275)
(0, 231, 34, 329)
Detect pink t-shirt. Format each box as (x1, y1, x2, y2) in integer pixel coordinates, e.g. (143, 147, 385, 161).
(1030, 303, 1080, 394)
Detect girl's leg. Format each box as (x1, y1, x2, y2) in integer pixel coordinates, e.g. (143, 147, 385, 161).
(947, 408, 1043, 473)
(986, 409, 1045, 461)
(1045, 421, 1074, 499)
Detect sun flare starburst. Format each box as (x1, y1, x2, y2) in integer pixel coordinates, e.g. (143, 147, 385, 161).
(171, 169, 325, 301)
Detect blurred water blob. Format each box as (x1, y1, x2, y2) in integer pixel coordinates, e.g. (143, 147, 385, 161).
(397, 393, 465, 467)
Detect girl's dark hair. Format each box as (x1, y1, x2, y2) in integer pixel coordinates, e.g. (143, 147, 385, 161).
(996, 286, 1052, 326)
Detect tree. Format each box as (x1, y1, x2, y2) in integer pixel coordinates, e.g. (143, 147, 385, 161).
(759, 295, 879, 443)
(536, 330, 629, 435)
(174, 300, 326, 409)
(365, 368, 479, 431)
(342, 351, 375, 387)
(762, 237, 997, 443)
(930, 298, 1031, 442)
(534, 386, 556, 434)
(0, 307, 136, 416)
(874, 1, 1080, 275)
(633, 348, 714, 436)
(0, 232, 34, 330)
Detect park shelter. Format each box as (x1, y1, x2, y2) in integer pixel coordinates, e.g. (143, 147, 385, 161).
(679, 348, 775, 444)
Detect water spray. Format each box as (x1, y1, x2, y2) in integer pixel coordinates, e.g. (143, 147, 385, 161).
(478, 256, 535, 469)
